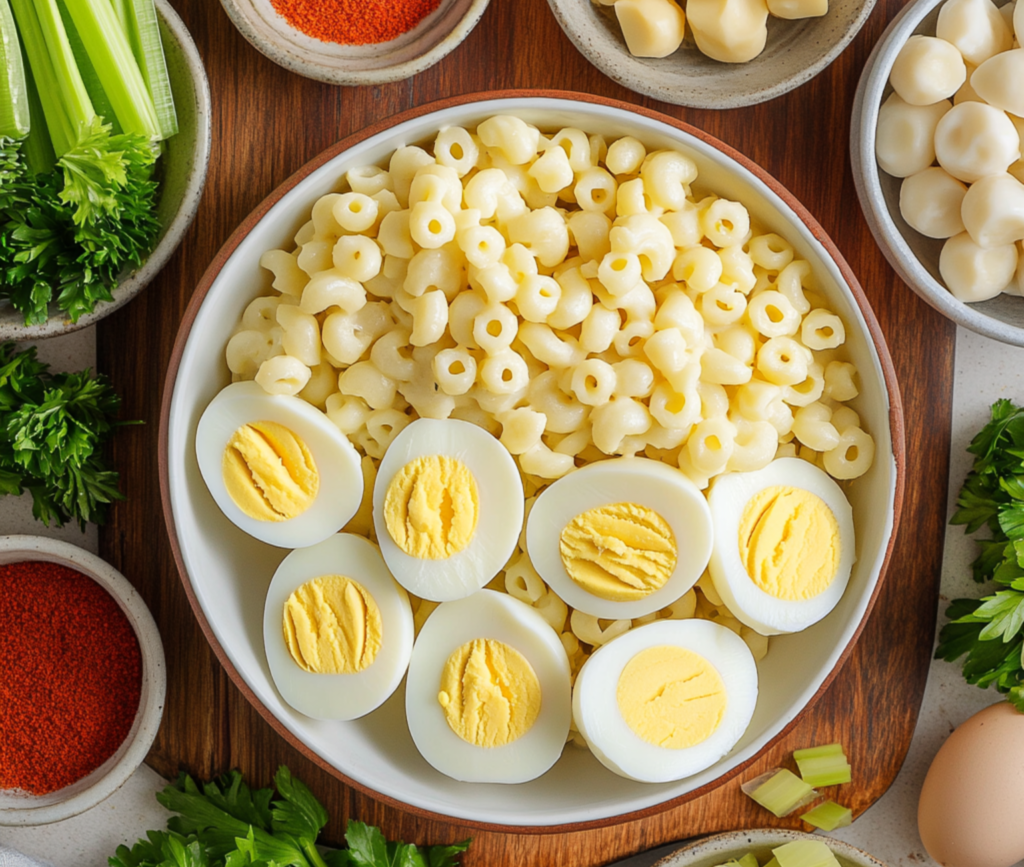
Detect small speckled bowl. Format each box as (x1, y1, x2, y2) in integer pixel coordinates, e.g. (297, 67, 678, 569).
(219, 0, 492, 86)
(0, 536, 166, 827)
(657, 830, 889, 867)
(0, 0, 211, 341)
(546, 0, 875, 109)
(851, 0, 1024, 346)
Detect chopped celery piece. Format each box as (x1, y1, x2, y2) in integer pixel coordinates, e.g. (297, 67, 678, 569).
(764, 860, 780, 867)
(772, 840, 841, 867)
(743, 769, 816, 817)
(120, 0, 175, 138)
(61, 0, 158, 138)
(56, 0, 120, 133)
(801, 800, 853, 832)
(736, 856, 759, 867)
(794, 743, 851, 786)
(792, 743, 846, 761)
(0, 0, 30, 138)
(10, 0, 74, 152)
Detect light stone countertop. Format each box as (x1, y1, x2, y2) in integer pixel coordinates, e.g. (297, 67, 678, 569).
(2, 324, 1022, 866)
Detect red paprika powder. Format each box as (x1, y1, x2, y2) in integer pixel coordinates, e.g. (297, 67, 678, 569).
(0, 561, 142, 795)
(270, 0, 442, 46)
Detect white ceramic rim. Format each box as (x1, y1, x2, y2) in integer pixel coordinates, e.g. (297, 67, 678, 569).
(545, 0, 877, 109)
(0, 0, 212, 342)
(165, 95, 899, 828)
(0, 535, 166, 827)
(849, 0, 1024, 346)
(655, 829, 888, 867)
(218, 0, 492, 86)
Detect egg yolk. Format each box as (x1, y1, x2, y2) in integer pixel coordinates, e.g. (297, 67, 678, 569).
(283, 575, 382, 674)
(223, 420, 319, 522)
(616, 645, 727, 749)
(384, 455, 479, 560)
(559, 502, 678, 601)
(738, 485, 840, 601)
(437, 638, 541, 748)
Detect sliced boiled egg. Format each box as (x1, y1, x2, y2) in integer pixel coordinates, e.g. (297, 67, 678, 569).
(526, 457, 713, 619)
(196, 381, 363, 548)
(405, 589, 571, 783)
(707, 457, 855, 635)
(372, 418, 524, 601)
(263, 533, 414, 720)
(573, 619, 758, 783)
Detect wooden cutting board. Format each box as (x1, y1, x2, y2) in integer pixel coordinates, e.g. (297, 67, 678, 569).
(97, 0, 954, 861)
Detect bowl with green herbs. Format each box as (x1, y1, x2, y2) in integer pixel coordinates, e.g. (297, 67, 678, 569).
(0, 0, 210, 339)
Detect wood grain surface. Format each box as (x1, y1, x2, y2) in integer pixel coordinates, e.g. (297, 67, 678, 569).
(97, 0, 955, 861)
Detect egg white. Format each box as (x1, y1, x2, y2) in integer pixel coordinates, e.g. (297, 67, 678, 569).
(526, 458, 714, 619)
(372, 418, 524, 602)
(196, 381, 363, 548)
(405, 590, 571, 784)
(707, 458, 856, 636)
(263, 533, 414, 720)
(572, 619, 758, 783)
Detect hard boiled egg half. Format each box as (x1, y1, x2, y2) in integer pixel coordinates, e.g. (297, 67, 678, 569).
(573, 619, 758, 783)
(707, 457, 855, 636)
(196, 381, 363, 548)
(372, 418, 524, 601)
(263, 533, 414, 720)
(526, 458, 714, 619)
(405, 590, 571, 783)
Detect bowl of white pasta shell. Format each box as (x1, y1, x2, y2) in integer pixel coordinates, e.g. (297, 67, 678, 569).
(160, 90, 903, 830)
(851, 0, 1024, 346)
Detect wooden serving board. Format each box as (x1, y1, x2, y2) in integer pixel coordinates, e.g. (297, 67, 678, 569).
(98, 0, 954, 861)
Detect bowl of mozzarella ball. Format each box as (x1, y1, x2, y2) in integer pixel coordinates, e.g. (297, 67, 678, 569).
(546, 0, 877, 108)
(163, 93, 901, 828)
(852, 0, 1024, 345)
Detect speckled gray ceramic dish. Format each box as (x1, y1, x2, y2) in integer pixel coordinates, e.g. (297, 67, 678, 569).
(0, 0, 212, 341)
(851, 0, 1024, 346)
(219, 0, 491, 86)
(546, 0, 875, 109)
(0, 536, 166, 827)
(657, 830, 888, 867)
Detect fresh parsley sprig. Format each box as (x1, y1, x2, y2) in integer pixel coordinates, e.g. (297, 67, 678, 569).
(0, 341, 133, 529)
(937, 399, 1024, 713)
(110, 767, 472, 867)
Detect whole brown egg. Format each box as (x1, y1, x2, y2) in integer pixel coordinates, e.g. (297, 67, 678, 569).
(918, 701, 1024, 867)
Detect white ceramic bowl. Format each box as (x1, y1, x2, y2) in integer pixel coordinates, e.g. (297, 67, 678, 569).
(0, 0, 212, 341)
(546, 0, 876, 109)
(161, 93, 903, 829)
(0, 536, 166, 827)
(850, 0, 1024, 346)
(219, 0, 491, 86)
(657, 830, 888, 867)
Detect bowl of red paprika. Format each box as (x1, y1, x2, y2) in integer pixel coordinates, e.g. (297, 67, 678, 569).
(219, 0, 491, 86)
(0, 536, 166, 826)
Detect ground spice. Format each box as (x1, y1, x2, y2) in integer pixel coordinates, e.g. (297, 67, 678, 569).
(0, 561, 142, 795)
(270, 0, 443, 46)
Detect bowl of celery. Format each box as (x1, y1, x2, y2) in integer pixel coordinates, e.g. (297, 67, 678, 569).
(658, 830, 887, 867)
(0, 0, 210, 339)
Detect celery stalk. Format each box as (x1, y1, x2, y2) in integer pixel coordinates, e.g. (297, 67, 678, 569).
(9, 0, 73, 152)
(31, 0, 94, 135)
(743, 769, 817, 817)
(120, 0, 175, 138)
(0, 0, 30, 138)
(60, 0, 158, 138)
(20, 46, 54, 172)
(56, 0, 119, 133)
(771, 840, 841, 867)
(108, 0, 128, 29)
(801, 800, 853, 832)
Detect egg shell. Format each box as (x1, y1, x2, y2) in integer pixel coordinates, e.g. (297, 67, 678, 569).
(372, 418, 524, 602)
(918, 701, 1024, 867)
(263, 533, 414, 720)
(405, 589, 572, 783)
(572, 619, 758, 783)
(526, 457, 714, 619)
(196, 381, 363, 548)
(707, 458, 855, 635)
